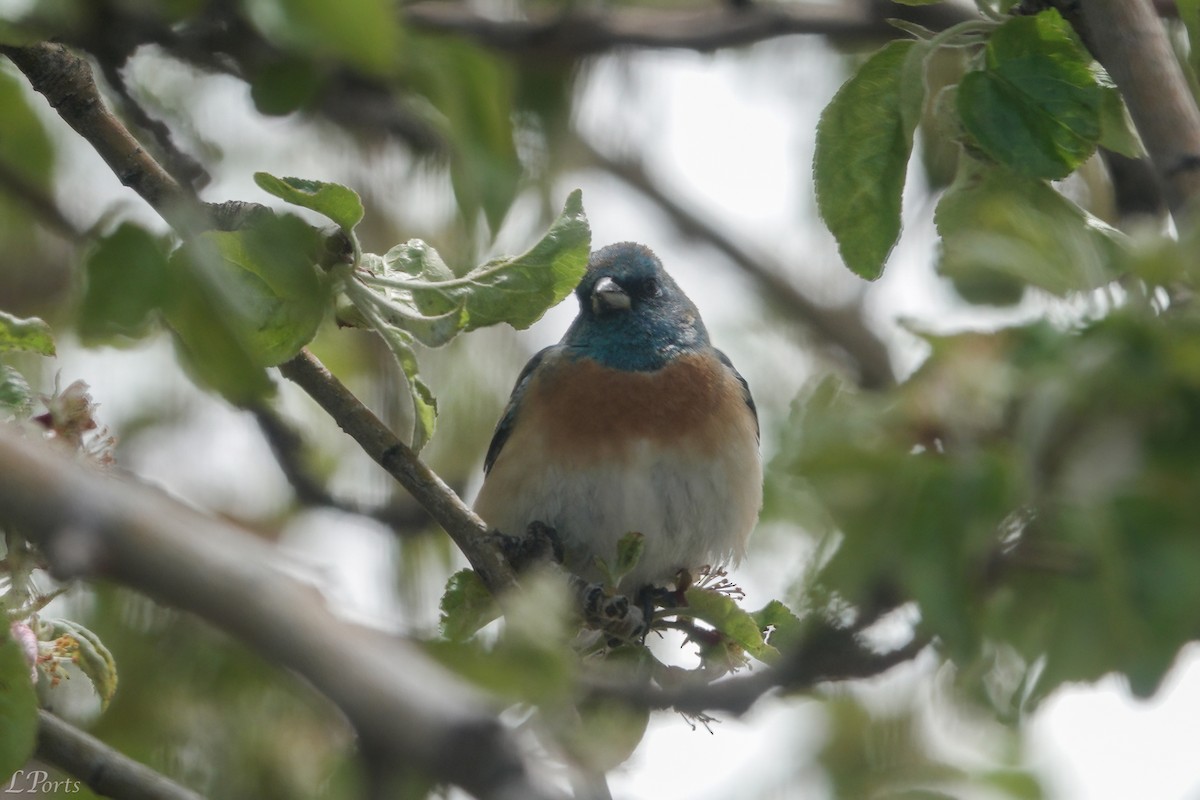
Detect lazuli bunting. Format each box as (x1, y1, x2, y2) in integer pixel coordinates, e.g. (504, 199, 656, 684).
(474, 242, 762, 590)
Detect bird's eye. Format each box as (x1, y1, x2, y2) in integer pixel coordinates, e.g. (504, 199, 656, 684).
(640, 277, 661, 298)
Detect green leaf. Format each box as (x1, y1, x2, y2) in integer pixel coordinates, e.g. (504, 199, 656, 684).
(1096, 79, 1144, 159)
(957, 10, 1105, 179)
(177, 213, 331, 368)
(0, 69, 54, 189)
(350, 252, 468, 347)
(979, 768, 1045, 800)
(683, 587, 774, 661)
(250, 56, 325, 116)
(254, 172, 365, 235)
(0, 311, 54, 356)
(612, 533, 646, 589)
(751, 599, 805, 653)
(815, 40, 927, 280)
(407, 38, 521, 232)
(1179, 0, 1200, 85)
(594, 532, 646, 589)
(935, 157, 1125, 302)
(566, 694, 651, 773)
(428, 573, 574, 703)
(439, 569, 499, 642)
(356, 296, 439, 451)
(0, 20, 46, 47)
(0, 630, 38, 777)
(162, 249, 275, 405)
(270, 0, 401, 76)
(0, 365, 33, 417)
(374, 188, 585, 331)
(341, 191, 589, 449)
(79, 223, 170, 344)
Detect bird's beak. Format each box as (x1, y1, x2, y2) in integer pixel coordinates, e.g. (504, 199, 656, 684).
(591, 276, 631, 314)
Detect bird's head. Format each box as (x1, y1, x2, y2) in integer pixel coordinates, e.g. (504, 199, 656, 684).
(563, 242, 709, 371)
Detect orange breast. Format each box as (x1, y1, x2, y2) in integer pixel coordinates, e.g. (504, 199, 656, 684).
(519, 351, 751, 465)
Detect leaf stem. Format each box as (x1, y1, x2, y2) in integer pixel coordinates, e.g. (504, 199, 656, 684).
(357, 268, 476, 293)
(925, 18, 997, 51)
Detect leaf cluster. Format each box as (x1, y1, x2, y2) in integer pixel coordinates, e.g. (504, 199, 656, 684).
(776, 261, 1200, 709)
(802, 0, 1200, 740)
(815, 8, 1138, 299)
(74, 176, 589, 449)
(435, 532, 814, 775)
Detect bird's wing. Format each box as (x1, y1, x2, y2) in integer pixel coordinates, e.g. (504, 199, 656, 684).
(715, 348, 759, 441)
(483, 345, 557, 474)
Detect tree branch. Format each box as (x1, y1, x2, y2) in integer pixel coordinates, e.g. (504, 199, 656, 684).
(590, 625, 929, 717)
(36, 710, 207, 800)
(581, 137, 896, 389)
(1073, 0, 1200, 224)
(94, 55, 210, 192)
(0, 159, 82, 243)
(249, 402, 439, 534)
(0, 42, 201, 232)
(277, 350, 519, 595)
(0, 426, 557, 800)
(404, 0, 976, 56)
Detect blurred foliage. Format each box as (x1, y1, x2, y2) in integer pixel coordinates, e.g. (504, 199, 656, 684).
(775, 227, 1200, 705)
(2, 0, 1200, 798)
(0, 64, 66, 318)
(817, 692, 1044, 800)
(0, 626, 38, 779)
(83, 586, 360, 800)
(807, 4, 1200, 731)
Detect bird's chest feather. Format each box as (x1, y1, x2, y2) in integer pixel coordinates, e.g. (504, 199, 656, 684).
(474, 351, 761, 585)
(528, 351, 739, 463)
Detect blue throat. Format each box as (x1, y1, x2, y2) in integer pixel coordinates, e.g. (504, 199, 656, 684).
(564, 241, 710, 372)
(563, 310, 708, 371)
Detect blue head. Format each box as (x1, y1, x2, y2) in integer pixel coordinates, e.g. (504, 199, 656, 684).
(562, 242, 710, 371)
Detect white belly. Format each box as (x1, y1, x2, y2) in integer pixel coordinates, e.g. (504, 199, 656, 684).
(478, 437, 762, 589)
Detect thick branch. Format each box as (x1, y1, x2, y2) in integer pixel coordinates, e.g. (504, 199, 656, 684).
(1074, 0, 1200, 224)
(0, 427, 555, 800)
(36, 711, 206, 800)
(278, 350, 519, 595)
(584, 138, 896, 389)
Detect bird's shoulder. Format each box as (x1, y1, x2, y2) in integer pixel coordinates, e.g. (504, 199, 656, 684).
(714, 347, 758, 440)
(483, 344, 559, 474)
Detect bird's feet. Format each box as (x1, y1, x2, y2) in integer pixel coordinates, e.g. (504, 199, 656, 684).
(492, 520, 565, 572)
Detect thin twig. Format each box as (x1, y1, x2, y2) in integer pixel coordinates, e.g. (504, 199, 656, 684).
(0, 159, 82, 243)
(249, 403, 437, 534)
(0, 42, 201, 233)
(589, 627, 930, 717)
(581, 137, 897, 389)
(277, 350, 519, 595)
(95, 56, 210, 191)
(36, 710, 207, 800)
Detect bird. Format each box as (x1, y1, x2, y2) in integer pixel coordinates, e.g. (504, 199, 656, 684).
(473, 242, 762, 592)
